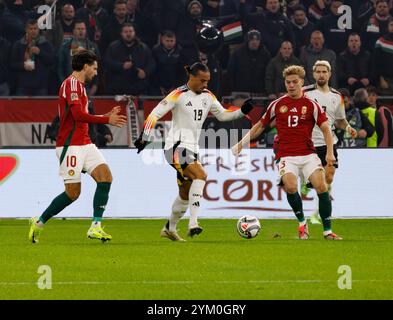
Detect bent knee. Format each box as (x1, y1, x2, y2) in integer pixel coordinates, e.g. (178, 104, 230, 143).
(285, 186, 298, 194)
(65, 189, 80, 201)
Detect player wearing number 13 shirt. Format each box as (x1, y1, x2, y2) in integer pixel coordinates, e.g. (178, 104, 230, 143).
(233, 65, 342, 240)
(28, 50, 127, 244)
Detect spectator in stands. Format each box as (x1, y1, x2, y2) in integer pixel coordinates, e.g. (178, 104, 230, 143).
(239, 0, 296, 56)
(265, 41, 302, 100)
(317, 0, 357, 55)
(125, 0, 158, 48)
(199, 50, 221, 96)
(58, 20, 100, 95)
(104, 23, 156, 95)
(338, 32, 371, 94)
(373, 18, 393, 96)
(353, 87, 384, 147)
(151, 30, 186, 96)
(290, 4, 316, 56)
(0, 34, 11, 95)
(76, 0, 109, 44)
(362, 0, 392, 52)
(307, 0, 331, 23)
(0, 0, 32, 43)
(45, 3, 75, 51)
(199, 0, 220, 17)
(300, 30, 337, 87)
(10, 19, 55, 96)
(100, 0, 132, 55)
(220, 0, 260, 16)
(366, 85, 393, 147)
(227, 29, 271, 95)
(175, 0, 204, 64)
(337, 87, 371, 147)
(355, 0, 378, 28)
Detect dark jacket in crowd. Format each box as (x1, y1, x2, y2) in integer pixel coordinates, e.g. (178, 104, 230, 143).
(317, 13, 357, 55)
(291, 17, 316, 56)
(151, 43, 187, 92)
(362, 14, 392, 52)
(338, 48, 371, 88)
(227, 43, 271, 94)
(100, 14, 136, 55)
(58, 37, 100, 82)
(104, 39, 156, 95)
(0, 36, 11, 85)
(175, 12, 201, 64)
(0, 2, 31, 43)
(76, 6, 110, 43)
(239, 3, 296, 56)
(10, 35, 55, 92)
(265, 52, 302, 95)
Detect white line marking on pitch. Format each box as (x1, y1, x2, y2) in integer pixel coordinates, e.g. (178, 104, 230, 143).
(0, 279, 392, 286)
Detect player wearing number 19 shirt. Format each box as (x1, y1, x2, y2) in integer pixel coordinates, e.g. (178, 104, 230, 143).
(232, 65, 342, 240)
(28, 50, 127, 244)
(134, 62, 254, 241)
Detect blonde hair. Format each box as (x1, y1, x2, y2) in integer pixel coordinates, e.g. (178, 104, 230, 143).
(282, 65, 306, 79)
(313, 60, 331, 72)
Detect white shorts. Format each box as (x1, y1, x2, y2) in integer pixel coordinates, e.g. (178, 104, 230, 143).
(277, 153, 324, 184)
(56, 144, 107, 184)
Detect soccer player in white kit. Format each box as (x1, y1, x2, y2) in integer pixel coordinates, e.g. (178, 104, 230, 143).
(303, 60, 357, 224)
(134, 62, 254, 241)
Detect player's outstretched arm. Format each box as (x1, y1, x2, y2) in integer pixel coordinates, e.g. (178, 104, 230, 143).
(211, 98, 254, 121)
(319, 121, 336, 166)
(232, 121, 264, 156)
(335, 119, 357, 138)
(71, 103, 127, 126)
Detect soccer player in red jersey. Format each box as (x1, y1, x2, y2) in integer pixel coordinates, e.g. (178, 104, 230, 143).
(232, 65, 342, 240)
(29, 50, 127, 243)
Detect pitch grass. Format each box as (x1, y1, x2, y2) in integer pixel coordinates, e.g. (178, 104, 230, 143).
(1, 218, 393, 300)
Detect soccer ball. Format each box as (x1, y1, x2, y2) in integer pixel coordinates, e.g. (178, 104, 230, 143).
(237, 215, 261, 239)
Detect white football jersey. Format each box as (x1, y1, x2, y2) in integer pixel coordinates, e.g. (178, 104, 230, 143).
(304, 85, 346, 147)
(143, 85, 245, 153)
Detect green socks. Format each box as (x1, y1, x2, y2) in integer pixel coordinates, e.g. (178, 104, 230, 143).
(39, 192, 73, 223)
(318, 191, 332, 231)
(93, 182, 111, 221)
(287, 192, 305, 223)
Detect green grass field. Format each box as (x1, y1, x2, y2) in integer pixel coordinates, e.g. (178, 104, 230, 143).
(1, 218, 393, 300)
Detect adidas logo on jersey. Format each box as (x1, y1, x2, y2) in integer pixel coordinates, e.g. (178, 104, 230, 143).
(186, 101, 193, 107)
(290, 107, 298, 112)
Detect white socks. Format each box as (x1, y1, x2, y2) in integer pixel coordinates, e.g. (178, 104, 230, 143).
(169, 196, 189, 232)
(91, 220, 101, 228)
(188, 179, 206, 228)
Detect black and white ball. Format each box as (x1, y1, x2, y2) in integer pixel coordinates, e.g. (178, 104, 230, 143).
(237, 215, 261, 239)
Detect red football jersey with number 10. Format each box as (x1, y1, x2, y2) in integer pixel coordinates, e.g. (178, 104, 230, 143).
(261, 94, 328, 159)
(56, 75, 91, 147)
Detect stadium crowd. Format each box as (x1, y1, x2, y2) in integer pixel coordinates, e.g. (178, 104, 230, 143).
(0, 0, 393, 146)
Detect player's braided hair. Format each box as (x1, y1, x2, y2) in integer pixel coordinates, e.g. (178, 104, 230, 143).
(185, 62, 209, 77)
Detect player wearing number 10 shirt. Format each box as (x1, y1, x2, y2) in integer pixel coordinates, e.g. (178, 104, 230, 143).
(28, 50, 127, 244)
(232, 65, 342, 240)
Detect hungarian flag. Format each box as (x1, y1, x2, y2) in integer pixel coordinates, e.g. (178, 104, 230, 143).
(221, 21, 242, 42)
